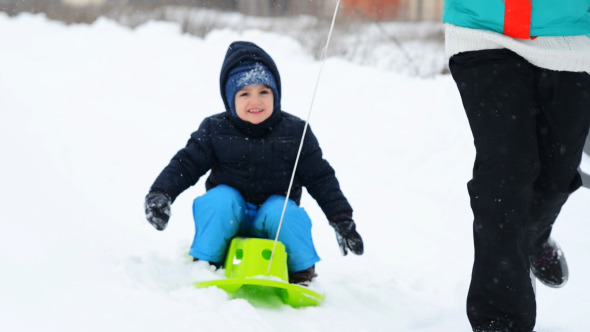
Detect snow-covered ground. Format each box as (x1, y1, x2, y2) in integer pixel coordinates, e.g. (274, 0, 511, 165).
(1, 12, 589, 332)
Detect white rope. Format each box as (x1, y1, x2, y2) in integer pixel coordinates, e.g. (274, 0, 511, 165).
(267, 0, 342, 275)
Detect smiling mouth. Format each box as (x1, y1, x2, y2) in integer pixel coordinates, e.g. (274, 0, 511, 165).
(248, 109, 264, 114)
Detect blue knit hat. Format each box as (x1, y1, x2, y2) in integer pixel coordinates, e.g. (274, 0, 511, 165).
(224, 62, 279, 116)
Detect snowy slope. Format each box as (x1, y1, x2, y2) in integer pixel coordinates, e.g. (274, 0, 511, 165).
(1, 13, 589, 332)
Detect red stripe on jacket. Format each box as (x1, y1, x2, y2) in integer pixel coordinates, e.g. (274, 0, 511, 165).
(504, 0, 532, 39)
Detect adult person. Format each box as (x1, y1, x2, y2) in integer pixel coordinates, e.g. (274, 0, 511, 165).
(443, 1, 590, 331)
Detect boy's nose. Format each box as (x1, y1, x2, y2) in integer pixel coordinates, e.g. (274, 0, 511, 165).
(252, 96, 263, 105)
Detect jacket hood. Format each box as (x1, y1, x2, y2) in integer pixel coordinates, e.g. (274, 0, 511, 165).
(219, 41, 282, 136)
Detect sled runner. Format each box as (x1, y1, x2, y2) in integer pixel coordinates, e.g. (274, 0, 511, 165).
(194, 237, 324, 308)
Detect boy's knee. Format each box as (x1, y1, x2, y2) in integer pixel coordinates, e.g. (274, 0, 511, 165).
(264, 197, 311, 226)
(259, 196, 297, 220)
(262, 195, 285, 208)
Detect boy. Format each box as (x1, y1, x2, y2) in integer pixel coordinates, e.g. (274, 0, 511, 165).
(144, 41, 363, 285)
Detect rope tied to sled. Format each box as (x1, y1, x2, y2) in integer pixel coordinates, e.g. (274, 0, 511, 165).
(267, 0, 343, 275)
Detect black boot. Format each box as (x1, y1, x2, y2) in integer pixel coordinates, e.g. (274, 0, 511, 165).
(530, 238, 568, 288)
(289, 266, 317, 286)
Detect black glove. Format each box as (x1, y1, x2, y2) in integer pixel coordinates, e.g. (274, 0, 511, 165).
(144, 191, 171, 231)
(329, 218, 364, 256)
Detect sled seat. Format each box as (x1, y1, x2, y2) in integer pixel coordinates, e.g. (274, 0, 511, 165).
(224, 237, 289, 281)
(194, 237, 324, 308)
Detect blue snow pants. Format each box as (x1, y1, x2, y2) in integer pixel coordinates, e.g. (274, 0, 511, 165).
(189, 185, 320, 273)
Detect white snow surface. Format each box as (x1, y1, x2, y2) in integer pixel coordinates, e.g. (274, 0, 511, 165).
(1, 13, 589, 332)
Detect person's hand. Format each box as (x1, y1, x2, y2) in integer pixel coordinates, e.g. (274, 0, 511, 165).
(329, 218, 364, 256)
(144, 191, 171, 231)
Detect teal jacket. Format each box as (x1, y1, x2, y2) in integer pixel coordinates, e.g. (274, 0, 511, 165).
(443, 0, 590, 37)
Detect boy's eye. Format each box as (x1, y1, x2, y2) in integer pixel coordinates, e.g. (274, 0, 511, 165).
(260, 90, 270, 94)
(238, 91, 248, 97)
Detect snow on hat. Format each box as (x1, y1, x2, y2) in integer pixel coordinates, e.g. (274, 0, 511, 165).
(224, 62, 278, 116)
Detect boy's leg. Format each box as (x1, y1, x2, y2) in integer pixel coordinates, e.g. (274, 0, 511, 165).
(190, 185, 247, 263)
(251, 196, 320, 273)
(528, 70, 590, 250)
(450, 49, 539, 332)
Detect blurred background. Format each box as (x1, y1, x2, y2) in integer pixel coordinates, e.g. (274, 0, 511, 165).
(0, 0, 444, 23)
(0, 0, 447, 76)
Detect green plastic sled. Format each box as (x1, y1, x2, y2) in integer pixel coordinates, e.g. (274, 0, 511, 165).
(194, 237, 324, 308)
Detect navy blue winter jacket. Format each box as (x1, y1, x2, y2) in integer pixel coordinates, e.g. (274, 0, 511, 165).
(149, 41, 352, 220)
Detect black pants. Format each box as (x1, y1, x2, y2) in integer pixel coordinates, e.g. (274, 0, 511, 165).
(450, 49, 590, 332)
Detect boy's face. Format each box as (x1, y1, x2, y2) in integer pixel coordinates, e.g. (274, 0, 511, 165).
(234, 84, 274, 125)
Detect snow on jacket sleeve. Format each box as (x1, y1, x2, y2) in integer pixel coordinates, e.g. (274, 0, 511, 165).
(296, 126, 353, 219)
(149, 118, 216, 202)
